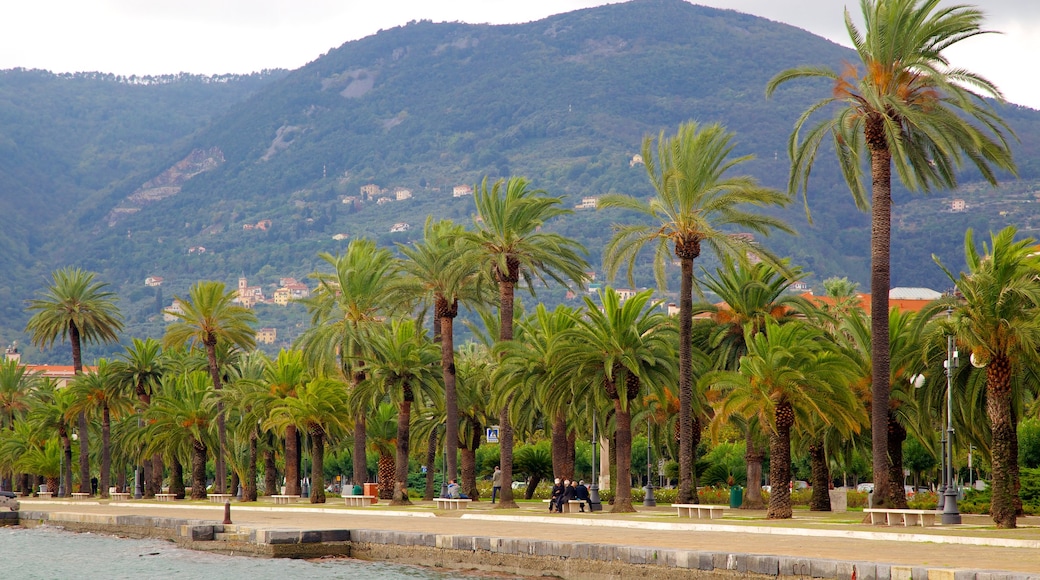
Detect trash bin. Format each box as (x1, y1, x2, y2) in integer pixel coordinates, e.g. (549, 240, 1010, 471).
(729, 485, 743, 508)
(352, 484, 363, 496)
(363, 482, 378, 504)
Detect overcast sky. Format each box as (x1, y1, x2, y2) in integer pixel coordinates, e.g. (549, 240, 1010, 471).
(2, 1, 1036, 109)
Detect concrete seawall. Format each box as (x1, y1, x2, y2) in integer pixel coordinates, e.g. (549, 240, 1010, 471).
(9, 509, 1040, 580)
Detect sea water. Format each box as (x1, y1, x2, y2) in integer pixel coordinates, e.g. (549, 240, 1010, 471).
(0, 526, 499, 579)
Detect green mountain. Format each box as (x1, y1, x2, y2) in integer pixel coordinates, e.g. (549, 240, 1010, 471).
(3, 0, 1039, 359)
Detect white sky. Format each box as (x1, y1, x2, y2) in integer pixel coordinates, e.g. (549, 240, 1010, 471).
(1, 1, 1037, 110)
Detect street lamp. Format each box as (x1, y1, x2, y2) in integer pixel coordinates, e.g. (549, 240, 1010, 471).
(643, 385, 656, 507)
(941, 312, 962, 525)
(134, 413, 144, 499)
(589, 410, 601, 511)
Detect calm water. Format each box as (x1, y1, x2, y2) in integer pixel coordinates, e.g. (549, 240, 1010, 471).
(0, 526, 500, 579)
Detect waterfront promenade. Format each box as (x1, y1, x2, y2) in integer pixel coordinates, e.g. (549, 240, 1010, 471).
(11, 497, 1040, 578)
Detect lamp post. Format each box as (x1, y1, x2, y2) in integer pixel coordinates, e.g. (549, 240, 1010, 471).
(589, 410, 601, 511)
(643, 387, 656, 507)
(134, 414, 144, 499)
(941, 313, 962, 524)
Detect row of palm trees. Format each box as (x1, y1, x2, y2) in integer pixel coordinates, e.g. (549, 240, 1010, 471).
(0, 0, 1023, 528)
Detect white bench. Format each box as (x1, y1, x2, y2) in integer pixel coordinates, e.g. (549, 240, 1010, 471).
(208, 493, 233, 504)
(71, 492, 91, 500)
(864, 508, 937, 527)
(435, 498, 471, 510)
(342, 494, 375, 507)
(37, 492, 53, 499)
(543, 499, 586, 513)
(109, 492, 131, 501)
(155, 493, 178, 502)
(271, 494, 300, 505)
(674, 504, 726, 519)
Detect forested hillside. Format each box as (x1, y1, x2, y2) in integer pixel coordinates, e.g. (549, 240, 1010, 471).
(3, 0, 1039, 361)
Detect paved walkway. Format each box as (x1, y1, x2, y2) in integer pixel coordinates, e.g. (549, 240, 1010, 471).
(16, 498, 1040, 574)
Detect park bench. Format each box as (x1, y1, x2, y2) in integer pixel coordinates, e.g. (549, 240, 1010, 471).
(673, 504, 727, 519)
(109, 492, 131, 501)
(543, 499, 586, 513)
(154, 493, 178, 502)
(342, 494, 376, 507)
(863, 508, 936, 527)
(71, 492, 91, 500)
(434, 498, 471, 510)
(37, 492, 53, 499)
(208, 493, 233, 504)
(271, 494, 300, 505)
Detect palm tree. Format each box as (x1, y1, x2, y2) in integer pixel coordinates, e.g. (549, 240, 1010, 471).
(26, 379, 75, 496)
(709, 320, 863, 519)
(297, 239, 400, 489)
(398, 218, 486, 489)
(926, 227, 1040, 528)
(163, 280, 256, 494)
(0, 359, 37, 493)
(111, 338, 166, 497)
(558, 288, 677, 512)
(694, 258, 810, 508)
(222, 350, 268, 501)
(455, 343, 497, 499)
(265, 377, 351, 504)
(355, 319, 441, 504)
(67, 360, 132, 498)
(766, 0, 1017, 505)
(145, 371, 218, 500)
(462, 176, 589, 508)
(258, 349, 310, 496)
(600, 122, 792, 504)
(26, 267, 124, 494)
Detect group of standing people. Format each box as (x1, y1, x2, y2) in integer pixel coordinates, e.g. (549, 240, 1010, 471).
(549, 478, 592, 512)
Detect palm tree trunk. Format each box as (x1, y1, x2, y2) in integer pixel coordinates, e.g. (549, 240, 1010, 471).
(423, 427, 438, 501)
(462, 425, 481, 501)
(677, 254, 695, 504)
(987, 354, 1017, 528)
(767, 427, 793, 519)
(264, 446, 277, 497)
(495, 279, 518, 508)
(310, 427, 326, 504)
(392, 396, 412, 505)
(77, 411, 90, 494)
(353, 418, 367, 486)
(867, 135, 893, 508)
(100, 404, 111, 498)
(230, 470, 240, 498)
(245, 430, 258, 501)
(204, 340, 226, 494)
(170, 456, 185, 498)
(61, 432, 73, 498)
(46, 476, 58, 495)
(887, 414, 908, 509)
(191, 440, 207, 500)
(285, 425, 299, 495)
(377, 455, 394, 499)
(149, 455, 163, 499)
(808, 439, 831, 511)
(611, 398, 635, 513)
(551, 412, 569, 479)
(440, 305, 459, 486)
(742, 427, 765, 509)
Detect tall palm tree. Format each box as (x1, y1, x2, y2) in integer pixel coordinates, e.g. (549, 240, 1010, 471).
(257, 349, 310, 496)
(145, 371, 218, 500)
(926, 227, 1040, 528)
(111, 338, 166, 498)
(67, 360, 132, 498)
(163, 280, 256, 494)
(709, 319, 863, 519)
(694, 258, 810, 508)
(354, 319, 442, 504)
(600, 122, 792, 504)
(398, 218, 486, 488)
(462, 176, 589, 508)
(265, 377, 351, 504)
(298, 239, 400, 489)
(767, 0, 1016, 505)
(26, 267, 124, 494)
(558, 288, 677, 512)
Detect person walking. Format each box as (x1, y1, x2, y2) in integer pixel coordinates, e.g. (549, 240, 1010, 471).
(491, 466, 502, 504)
(549, 478, 564, 512)
(575, 480, 591, 512)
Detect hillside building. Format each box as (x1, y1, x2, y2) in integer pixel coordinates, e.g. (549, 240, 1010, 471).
(453, 185, 473, 198)
(163, 299, 184, 322)
(234, 276, 265, 308)
(144, 276, 164, 287)
(257, 327, 277, 344)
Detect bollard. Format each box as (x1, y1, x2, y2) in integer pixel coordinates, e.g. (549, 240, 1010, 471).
(223, 499, 232, 525)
